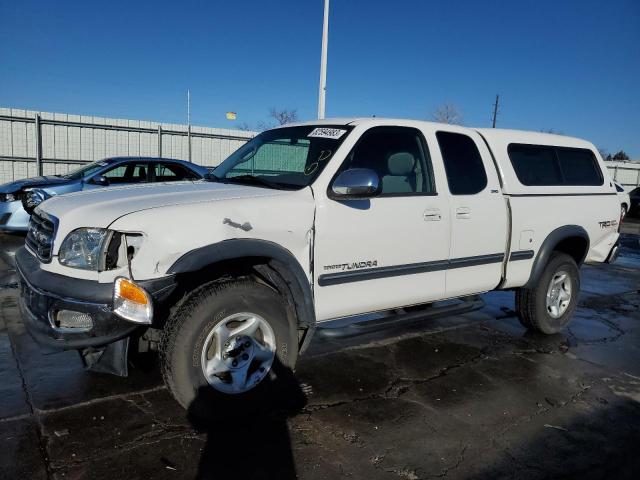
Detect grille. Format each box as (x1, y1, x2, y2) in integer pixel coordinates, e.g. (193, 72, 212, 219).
(25, 211, 57, 262)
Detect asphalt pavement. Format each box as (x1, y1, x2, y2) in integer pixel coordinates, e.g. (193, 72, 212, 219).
(1, 221, 639, 479)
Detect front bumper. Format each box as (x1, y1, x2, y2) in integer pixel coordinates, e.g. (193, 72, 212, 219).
(0, 200, 30, 232)
(15, 246, 176, 352)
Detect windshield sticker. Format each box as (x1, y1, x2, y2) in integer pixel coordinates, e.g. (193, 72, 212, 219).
(308, 128, 347, 139)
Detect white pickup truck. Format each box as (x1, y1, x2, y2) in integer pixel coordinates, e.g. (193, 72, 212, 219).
(16, 118, 621, 407)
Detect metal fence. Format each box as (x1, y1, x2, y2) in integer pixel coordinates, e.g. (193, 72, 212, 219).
(606, 163, 640, 191)
(0, 108, 256, 183)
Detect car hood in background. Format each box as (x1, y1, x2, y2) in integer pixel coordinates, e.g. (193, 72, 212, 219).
(0, 176, 72, 194)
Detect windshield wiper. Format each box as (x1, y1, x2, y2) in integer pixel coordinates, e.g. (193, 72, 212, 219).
(223, 175, 285, 190)
(204, 172, 221, 182)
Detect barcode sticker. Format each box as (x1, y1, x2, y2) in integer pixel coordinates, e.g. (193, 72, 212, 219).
(308, 127, 347, 139)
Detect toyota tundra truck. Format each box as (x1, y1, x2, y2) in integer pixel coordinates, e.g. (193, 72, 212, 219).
(15, 118, 621, 408)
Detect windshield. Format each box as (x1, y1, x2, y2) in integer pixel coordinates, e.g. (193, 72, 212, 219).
(212, 125, 353, 189)
(63, 160, 111, 180)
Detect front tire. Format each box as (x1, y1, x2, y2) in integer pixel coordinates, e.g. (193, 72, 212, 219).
(515, 252, 580, 334)
(160, 279, 298, 408)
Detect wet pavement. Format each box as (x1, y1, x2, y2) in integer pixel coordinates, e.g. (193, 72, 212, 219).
(1, 222, 639, 480)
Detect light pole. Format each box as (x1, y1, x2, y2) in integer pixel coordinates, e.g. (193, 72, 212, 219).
(317, 0, 329, 119)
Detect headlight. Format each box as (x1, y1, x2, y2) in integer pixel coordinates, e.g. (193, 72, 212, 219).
(58, 228, 112, 270)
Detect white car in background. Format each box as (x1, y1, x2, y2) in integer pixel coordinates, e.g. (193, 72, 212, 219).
(613, 181, 630, 219)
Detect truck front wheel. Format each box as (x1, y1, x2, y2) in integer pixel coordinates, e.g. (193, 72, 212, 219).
(515, 252, 580, 334)
(160, 279, 298, 408)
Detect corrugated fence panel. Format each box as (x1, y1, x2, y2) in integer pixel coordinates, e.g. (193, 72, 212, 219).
(0, 107, 255, 183)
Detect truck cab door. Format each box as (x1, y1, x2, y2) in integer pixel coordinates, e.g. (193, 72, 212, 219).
(313, 126, 450, 321)
(434, 130, 508, 297)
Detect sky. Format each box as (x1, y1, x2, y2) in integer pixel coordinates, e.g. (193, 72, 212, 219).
(1, 0, 638, 157)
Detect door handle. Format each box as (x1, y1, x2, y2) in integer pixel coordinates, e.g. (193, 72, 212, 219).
(456, 207, 471, 219)
(423, 209, 442, 221)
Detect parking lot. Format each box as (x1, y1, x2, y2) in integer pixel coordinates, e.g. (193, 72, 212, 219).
(1, 219, 639, 480)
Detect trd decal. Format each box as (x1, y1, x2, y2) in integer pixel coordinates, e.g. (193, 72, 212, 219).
(323, 260, 378, 272)
(598, 220, 618, 229)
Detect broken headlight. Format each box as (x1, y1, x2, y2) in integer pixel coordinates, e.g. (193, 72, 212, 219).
(58, 228, 113, 270)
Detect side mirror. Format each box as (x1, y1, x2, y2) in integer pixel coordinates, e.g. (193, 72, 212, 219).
(331, 168, 380, 199)
(91, 175, 110, 186)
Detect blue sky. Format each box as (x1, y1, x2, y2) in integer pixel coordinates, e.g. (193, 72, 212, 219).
(1, 0, 638, 157)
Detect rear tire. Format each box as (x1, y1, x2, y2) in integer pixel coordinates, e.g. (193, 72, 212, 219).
(160, 279, 298, 409)
(515, 252, 580, 334)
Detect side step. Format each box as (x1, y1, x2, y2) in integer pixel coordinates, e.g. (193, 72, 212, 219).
(316, 296, 485, 339)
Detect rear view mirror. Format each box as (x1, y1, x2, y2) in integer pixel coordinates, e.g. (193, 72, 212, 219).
(91, 175, 110, 186)
(331, 168, 380, 199)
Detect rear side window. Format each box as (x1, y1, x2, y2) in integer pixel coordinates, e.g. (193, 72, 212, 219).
(556, 148, 603, 186)
(436, 132, 487, 195)
(508, 145, 563, 185)
(154, 163, 198, 182)
(508, 144, 603, 186)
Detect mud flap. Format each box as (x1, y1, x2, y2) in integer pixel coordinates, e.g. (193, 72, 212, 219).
(78, 337, 129, 377)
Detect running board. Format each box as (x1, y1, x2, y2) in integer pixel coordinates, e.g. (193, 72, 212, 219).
(316, 296, 485, 339)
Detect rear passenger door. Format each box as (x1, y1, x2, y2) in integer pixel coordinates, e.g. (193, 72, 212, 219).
(435, 130, 508, 297)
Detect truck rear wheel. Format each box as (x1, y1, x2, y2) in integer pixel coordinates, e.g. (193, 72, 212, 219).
(515, 252, 580, 334)
(160, 279, 298, 408)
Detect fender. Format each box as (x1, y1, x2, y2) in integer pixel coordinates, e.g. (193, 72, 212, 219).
(523, 225, 589, 289)
(167, 239, 316, 343)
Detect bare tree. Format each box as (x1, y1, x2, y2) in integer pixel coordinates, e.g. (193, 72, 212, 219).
(268, 107, 298, 125)
(236, 122, 252, 131)
(431, 103, 463, 125)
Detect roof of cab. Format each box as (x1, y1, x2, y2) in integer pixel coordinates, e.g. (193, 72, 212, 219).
(278, 118, 594, 148)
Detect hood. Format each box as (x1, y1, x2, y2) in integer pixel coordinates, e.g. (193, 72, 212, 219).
(0, 175, 72, 194)
(38, 181, 290, 229)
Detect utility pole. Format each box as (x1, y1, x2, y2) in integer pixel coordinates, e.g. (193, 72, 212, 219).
(187, 89, 192, 162)
(317, 0, 330, 119)
(491, 94, 500, 128)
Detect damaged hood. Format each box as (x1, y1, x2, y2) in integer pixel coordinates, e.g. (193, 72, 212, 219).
(0, 175, 72, 194)
(38, 181, 290, 229)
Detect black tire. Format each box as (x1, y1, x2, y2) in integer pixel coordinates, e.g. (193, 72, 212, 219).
(515, 252, 580, 334)
(160, 279, 298, 409)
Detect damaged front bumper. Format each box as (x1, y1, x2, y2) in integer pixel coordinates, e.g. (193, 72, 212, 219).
(0, 199, 30, 232)
(15, 246, 176, 374)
